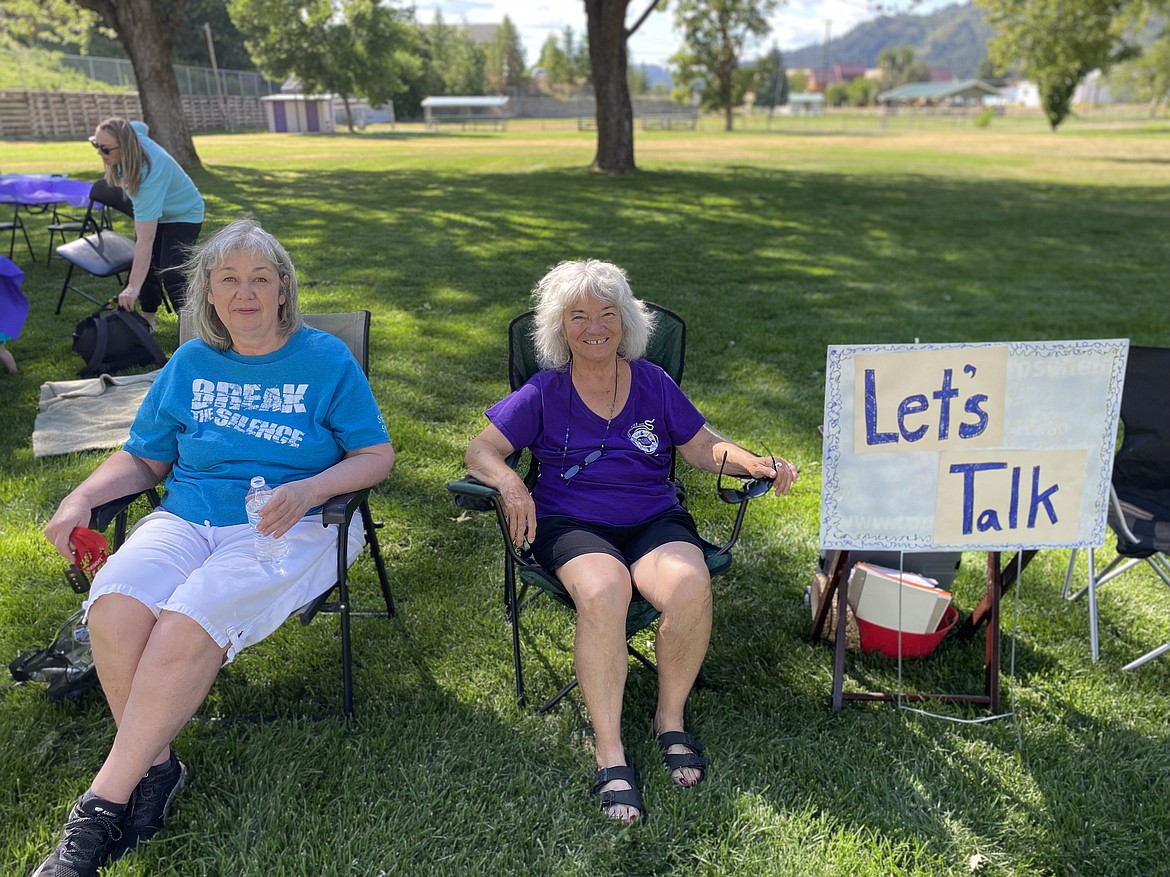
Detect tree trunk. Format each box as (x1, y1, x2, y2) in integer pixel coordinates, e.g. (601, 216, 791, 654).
(585, 0, 635, 174)
(77, 0, 201, 169)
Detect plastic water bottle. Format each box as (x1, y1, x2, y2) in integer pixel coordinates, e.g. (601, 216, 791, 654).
(245, 476, 290, 565)
(67, 624, 93, 683)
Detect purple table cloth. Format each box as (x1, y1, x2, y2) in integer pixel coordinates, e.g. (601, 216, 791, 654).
(0, 175, 93, 209)
(0, 256, 29, 341)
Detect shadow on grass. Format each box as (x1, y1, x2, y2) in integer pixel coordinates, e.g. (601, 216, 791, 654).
(5, 156, 1170, 875)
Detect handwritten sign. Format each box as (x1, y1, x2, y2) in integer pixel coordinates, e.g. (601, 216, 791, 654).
(820, 340, 1128, 551)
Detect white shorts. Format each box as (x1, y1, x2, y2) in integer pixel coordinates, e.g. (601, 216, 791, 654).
(83, 508, 366, 662)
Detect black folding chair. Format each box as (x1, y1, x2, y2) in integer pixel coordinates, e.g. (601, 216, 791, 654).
(54, 180, 149, 314)
(2, 201, 35, 262)
(86, 312, 395, 718)
(447, 302, 760, 711)
(46, 181, 114, 264)
(1063, 345, 1170, 670)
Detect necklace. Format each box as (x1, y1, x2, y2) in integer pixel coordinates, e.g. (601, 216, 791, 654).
(561, 360, 620, 482)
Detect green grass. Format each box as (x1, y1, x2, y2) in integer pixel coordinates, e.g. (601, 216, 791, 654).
(3, 123, 1170, 876)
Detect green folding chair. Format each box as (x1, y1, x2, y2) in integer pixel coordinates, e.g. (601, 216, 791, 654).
(447, 302, 761, 711)
(84, 311, 394, 718)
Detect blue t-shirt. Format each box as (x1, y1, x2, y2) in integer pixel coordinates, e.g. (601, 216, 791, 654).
(125, 121, 204, 224)
(125, 326, 390, 526)
(486, 358, 706, 526)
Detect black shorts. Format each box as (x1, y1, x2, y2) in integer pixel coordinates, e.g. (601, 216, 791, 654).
(532, 508, 703, 573)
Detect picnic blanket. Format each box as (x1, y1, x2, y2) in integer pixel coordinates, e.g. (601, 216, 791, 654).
(32, 370, 159, 458)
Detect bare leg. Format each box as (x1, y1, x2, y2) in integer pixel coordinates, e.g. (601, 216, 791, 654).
(88, 609, 225, 804)
(0, 344, 17, 374)
(558, 553, 640, 823)
(88, 595, 157, 726)
(632, 541, 712, 787)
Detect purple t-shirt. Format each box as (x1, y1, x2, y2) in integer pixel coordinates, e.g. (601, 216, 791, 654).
(486, 358, 706, 526)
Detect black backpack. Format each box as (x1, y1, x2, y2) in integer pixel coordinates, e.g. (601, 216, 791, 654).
(72, 301, 167, 377)
(9, 610, 100, 702)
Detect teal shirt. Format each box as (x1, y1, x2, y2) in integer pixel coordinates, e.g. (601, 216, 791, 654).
(126, 120, 204, 224)
(124, 327, 390, 526)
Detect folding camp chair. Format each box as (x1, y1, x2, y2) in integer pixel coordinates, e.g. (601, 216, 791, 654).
(447, 302, 761, 711)
(54, 180, 149, 314)
(1063, 345, 1170, 670)
(86, 311, 395, 717)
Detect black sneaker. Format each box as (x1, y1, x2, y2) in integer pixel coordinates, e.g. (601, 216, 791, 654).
(33, 794, 125, 877)
(109, 753, 188, 861)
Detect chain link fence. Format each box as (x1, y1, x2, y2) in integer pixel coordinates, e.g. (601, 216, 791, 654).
(3, 49, 281, 98)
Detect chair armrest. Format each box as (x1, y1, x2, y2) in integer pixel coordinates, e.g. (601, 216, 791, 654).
(322, 488, 370, 527)
(89, 489, 158, 532)
(445, 476, 500, 512)
(706, 485, 756, 558)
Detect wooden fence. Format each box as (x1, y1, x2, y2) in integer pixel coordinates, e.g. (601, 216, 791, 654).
(0, 90, 265, 140)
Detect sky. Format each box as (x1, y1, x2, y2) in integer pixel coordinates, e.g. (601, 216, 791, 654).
(408, 1, 958, 68)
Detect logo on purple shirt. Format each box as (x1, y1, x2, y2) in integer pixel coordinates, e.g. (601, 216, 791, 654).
(628, 419, 659, 454)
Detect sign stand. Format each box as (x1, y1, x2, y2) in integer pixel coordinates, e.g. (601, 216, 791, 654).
(811, 549, 1039, 712)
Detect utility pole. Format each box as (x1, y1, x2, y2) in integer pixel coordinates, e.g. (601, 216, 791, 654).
(822, 19, 831, 94)
(204, 22, 232, 132)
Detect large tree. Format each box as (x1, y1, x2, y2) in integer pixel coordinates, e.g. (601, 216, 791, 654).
(230, 0, 417, 132)
(670, 0, 778, 131)
(584, 0, 664, 173)
(423, 13, 487, 97)
(5, 0, 200, 167)
(751, 43, 788, 112)
(485, 15, 527, 94)
(877, 44, 932, 91)
(977, 0, 1154, 129)
(1110, 30, 1170, 116)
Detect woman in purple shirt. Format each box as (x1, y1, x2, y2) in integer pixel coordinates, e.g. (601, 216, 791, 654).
(466, 259, 798, 825)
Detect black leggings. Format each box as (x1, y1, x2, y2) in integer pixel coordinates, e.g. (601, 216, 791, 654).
(139, 221, 201, 315)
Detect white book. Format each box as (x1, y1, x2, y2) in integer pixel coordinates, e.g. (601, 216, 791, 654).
(850, 562, 952, 634)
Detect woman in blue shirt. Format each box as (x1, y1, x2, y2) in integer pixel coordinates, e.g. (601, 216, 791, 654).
(90, 117, 204, 331)
(35, 220, 394, 876)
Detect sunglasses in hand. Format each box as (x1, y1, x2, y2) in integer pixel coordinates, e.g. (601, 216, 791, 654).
(716, 450, 776, 504)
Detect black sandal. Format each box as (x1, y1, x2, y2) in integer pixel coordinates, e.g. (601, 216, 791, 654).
(591, 763, 646, 825)
(656, 730, 708, 788)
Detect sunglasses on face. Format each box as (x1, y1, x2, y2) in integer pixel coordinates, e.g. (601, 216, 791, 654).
(88, 137, 119, 156)
(716, 450, 775, 504)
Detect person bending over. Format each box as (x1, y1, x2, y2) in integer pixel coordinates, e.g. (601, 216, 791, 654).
(89, 117, 204, 331)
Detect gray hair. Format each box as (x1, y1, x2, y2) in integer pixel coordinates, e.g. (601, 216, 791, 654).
(531, 259, 654, 369)
(181, 219, 304, 352)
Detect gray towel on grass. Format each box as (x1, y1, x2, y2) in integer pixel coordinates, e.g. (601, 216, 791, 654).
(32, 370, 160, 458)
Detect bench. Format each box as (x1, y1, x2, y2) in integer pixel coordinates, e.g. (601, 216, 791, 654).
(640, 113, 698, 131)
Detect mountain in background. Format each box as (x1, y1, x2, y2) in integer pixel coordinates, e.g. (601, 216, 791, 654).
(636, 64, 673, 89)
(780, 2, 993, 80)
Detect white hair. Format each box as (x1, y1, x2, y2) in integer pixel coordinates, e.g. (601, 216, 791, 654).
(530, 259, 654, 369)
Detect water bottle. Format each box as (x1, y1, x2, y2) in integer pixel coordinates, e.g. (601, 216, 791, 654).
(66, 624, 93, 683)
(245, 476, 290, 565)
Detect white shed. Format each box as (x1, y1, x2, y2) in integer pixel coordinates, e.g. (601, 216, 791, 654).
(259, 94, 336, 133)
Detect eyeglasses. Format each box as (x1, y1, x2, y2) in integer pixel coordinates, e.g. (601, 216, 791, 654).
(562, 447, 604, 481)
(716, 451, 775, 504)
(88, 137, 119, 156)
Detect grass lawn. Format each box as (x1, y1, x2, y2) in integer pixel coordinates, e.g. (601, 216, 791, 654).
(2, 120, 1169, 876)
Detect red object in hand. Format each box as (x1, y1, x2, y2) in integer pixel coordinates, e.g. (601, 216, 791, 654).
(70, 527, 110, 575)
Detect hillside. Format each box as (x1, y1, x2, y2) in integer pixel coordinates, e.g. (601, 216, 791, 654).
(782, 2, 993, 80)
